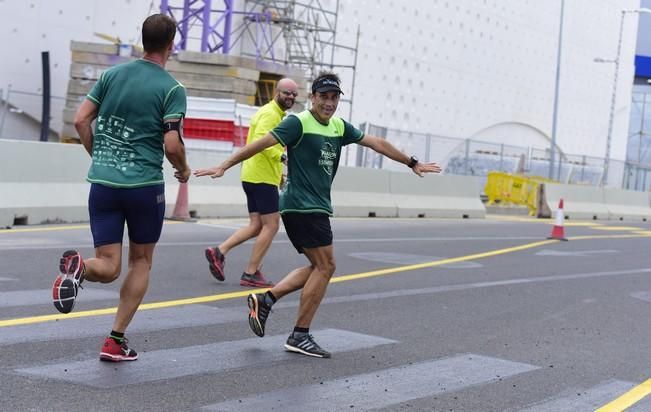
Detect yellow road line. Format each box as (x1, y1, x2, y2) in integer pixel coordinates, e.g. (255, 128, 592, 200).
(568, 234, 649, 241)
(0, 236, 617, 328)
(590, 226, 642, 231)
(0, 220, 182, 234)
(1, 232, 650, 329)
(331, 240, 557, 283)
(486, 215, 604, 227)
(0, 289, 264, 327)
(564, 222, 605, 227)
(596, 379, 651, 412)
(0, 224, 90, 233)
(486, 215, 540, 223)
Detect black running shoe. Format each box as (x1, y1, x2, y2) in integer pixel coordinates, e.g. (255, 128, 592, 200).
(205, 247, 225, 281)
(284, 333, 331, 358)
(52, 250, 85, 314)
(247, 293, 271, 337)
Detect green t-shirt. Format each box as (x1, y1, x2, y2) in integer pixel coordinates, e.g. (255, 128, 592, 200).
(271, 110, 364, 215)
(86, 59, 186, 188)
(240, 99, 285, 186)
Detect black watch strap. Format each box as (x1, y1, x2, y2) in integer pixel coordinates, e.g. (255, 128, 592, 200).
(407, 156, 418, 168)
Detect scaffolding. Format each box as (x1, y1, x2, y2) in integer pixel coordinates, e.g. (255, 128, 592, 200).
(159, 0, 359, 119)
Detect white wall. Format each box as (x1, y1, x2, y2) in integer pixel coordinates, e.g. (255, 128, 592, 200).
(636, 0, 651, 56)
(0, 0, 156, 138)
(332, 0, 640, 164)
(0, 0, 640, 168)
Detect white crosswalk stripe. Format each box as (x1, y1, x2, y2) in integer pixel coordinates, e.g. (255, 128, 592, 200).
(200, 353, 540, 411)
(15, 329, 396, 388)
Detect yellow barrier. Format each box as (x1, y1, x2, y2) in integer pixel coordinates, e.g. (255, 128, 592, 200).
(485, 172, 548, 216)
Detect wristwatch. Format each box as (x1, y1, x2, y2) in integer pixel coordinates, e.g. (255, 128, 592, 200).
(407, 155, 419, 168)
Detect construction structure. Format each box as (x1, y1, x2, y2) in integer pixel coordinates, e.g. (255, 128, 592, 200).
(159, 0, 359, 117)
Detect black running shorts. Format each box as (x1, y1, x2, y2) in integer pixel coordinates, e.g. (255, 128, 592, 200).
(242, 182, 279, 215)
(281, 212, 332, 254)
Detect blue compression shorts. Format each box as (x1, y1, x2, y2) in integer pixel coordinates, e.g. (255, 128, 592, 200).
(88, 183, 165, 248)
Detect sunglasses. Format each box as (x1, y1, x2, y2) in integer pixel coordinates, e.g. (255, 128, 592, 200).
(279, 89, 298, 97)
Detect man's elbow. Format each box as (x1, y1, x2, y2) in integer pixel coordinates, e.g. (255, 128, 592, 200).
(165, 145, 180, 159)
(165, 138, 185, 158)
(73, 114, 87, 133)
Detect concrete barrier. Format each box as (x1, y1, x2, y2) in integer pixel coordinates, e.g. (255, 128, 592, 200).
(389, 173, 486, 218)
(604, 188, 651, 221)
(1, 139, 488, 226)
(164, 150, 247, 218)
(544, 183, 609, 220)
(0, 140, 91, 226)
(331, 167, 397, 217)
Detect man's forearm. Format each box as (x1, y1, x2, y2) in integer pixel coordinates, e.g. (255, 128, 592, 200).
(220, 136, 275, 170)
(374, 138, 411, 166)
(76, 122, 94, 156)
(166, 148, 189, 172)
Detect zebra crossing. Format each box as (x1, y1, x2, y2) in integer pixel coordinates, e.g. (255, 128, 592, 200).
(4, 219, 651, 410)
(16, 329, 395, 388)
(1, 301, 648, 411)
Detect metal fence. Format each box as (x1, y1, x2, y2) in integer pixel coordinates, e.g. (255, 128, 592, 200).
(348, 122, 632, 190)
(625, 91, 651, 192)
(3, 83, 647, 192)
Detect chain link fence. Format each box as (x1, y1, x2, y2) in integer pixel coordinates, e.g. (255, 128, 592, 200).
(346, 122, 632, 191)
(2, 85, 643, 192)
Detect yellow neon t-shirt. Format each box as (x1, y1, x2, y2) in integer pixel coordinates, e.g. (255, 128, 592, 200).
(240, 99, 286, 186)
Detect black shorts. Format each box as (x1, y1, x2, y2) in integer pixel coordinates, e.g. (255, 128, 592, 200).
(242, 182, 279, 215)
(281, 212, 332, 254)
(88, 183, 165, 248)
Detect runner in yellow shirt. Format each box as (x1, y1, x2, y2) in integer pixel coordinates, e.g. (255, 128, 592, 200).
(205, 78, 298, 287)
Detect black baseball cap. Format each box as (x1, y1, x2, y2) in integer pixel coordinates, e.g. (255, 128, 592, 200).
(312, 77, 344, 95)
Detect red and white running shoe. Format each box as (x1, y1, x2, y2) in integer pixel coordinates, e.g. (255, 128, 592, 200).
(52, 250, 85, 314)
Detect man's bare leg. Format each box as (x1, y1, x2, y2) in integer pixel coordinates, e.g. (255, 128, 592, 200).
(83, 243, 122, 283)
(219, 213, 262, 254)
(282, 245, 336, 358)
(112, 241, 155, 333)
(269, 265, 313, 299)
(244, 212, 279, 274)
(294, 245, 336, 328)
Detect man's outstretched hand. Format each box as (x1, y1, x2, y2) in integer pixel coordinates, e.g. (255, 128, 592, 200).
(193, 166, 226, 179)
(412, 162, 442, 177)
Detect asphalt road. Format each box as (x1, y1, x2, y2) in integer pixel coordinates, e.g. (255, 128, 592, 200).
(2, 215, 651, 411)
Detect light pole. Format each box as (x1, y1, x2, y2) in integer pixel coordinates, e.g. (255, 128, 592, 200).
(594, 8, 651, 186)
(549, 0, 565, 181)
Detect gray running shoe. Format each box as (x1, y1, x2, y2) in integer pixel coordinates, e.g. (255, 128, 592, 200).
(284, 333, 331, 358)
(240, 270, 274, 287)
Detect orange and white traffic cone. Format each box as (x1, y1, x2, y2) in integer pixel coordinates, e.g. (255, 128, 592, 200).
(547, 198, 568, 241)
(170, 182, 192, 221)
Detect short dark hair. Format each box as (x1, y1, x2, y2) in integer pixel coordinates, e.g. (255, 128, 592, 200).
(142, 14, 177, 53)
